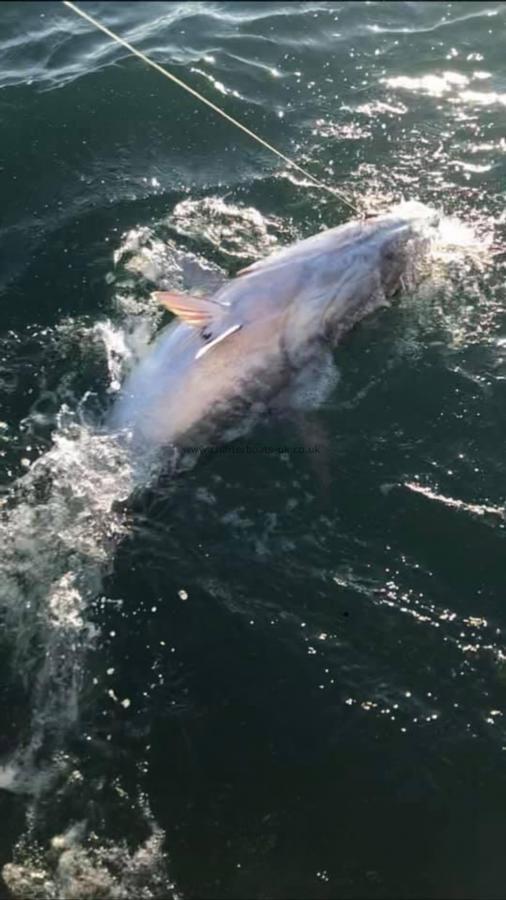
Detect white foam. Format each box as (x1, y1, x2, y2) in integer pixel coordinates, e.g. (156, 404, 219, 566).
(113, 222, 226, 296)
(0, 400, 176, 897)
(404, 481, 505, 521)
(169, 196, 292, 264)
(0, 422, 133, 791)
(0, 217, 237, 898)
(4, 813, 178, 900)
(93, 320, 133, 392)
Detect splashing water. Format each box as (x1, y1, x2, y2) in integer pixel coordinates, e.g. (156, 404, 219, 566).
(0, 308, 175, 896)
(0, 418, 133, 791)
(168, 195, 294, 265)
(4, 805, 179, 900)
(0, 199, 295, 898)
(0, 200, 278, 895)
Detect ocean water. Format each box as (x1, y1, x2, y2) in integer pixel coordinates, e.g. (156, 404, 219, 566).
(0, 1, 505, 897)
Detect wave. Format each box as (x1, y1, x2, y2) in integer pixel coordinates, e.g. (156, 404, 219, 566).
(0, 1, 331, 91)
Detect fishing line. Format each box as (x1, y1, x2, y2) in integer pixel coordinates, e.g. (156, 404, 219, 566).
(62, 0, 360, 215)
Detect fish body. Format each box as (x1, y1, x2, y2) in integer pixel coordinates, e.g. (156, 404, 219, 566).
(110, 201, 439, 451)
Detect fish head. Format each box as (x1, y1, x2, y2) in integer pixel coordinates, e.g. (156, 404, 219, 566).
(377, 201, 440, 297)
(312, 201, 440, 348)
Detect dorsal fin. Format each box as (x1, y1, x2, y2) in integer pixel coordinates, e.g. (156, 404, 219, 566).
(153, 291, 225, 327)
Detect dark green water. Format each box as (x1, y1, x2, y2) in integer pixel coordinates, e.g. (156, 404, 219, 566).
(1, 1, 506, 898)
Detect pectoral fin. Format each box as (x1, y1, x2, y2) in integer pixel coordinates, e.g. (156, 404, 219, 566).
(195, 324, 242, 359)
(236, 262, 257, 277)
(153, 291, 225, 328)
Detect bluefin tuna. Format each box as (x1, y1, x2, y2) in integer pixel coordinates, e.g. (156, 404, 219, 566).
(110, 201, 439, 453)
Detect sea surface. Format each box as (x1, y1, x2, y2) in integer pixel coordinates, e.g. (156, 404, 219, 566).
(0, 1, 506, 898)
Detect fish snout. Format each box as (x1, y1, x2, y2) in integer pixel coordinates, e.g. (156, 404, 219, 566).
(379, 212, 438, 297)
(379, 239, 408, 297)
